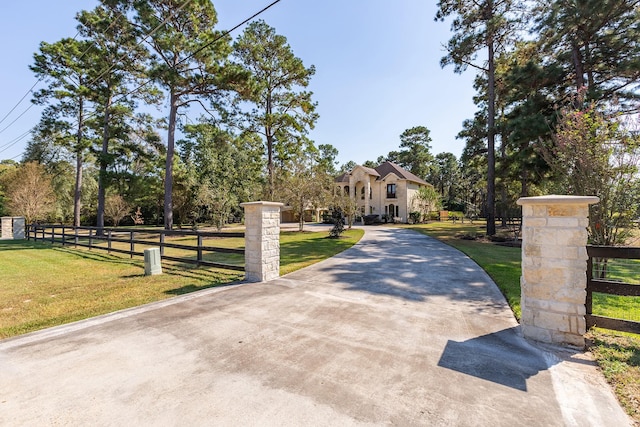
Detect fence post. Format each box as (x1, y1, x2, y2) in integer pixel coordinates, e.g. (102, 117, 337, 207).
(240, 201, 283, 282)
(197, 234, 203, 265)
(107, 229, 112, 254)
(517, 195, 599, 347)
(130, 231, 135, 258)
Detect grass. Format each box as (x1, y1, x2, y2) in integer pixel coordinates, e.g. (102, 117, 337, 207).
(591, 257, 640, 323)
(0, 240, 244, 339)
(0, 228, 364, 339)
(586, 331, 640, 421)
(280, 228, 364, 275)
(407, 220, 639, 424)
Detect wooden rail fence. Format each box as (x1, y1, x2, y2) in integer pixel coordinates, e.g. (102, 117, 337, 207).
(586, 245, 640, 334)
(27, 224, 245, 272)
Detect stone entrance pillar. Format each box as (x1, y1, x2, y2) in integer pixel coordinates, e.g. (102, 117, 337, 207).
(241, 201, 284, 282)
(517, 195, 599, 347)
(1, 217, 26, 240)
(12, 217, 25, 239)
(1, 217, 12, 240)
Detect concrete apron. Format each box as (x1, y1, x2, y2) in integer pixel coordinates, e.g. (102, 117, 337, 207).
(0, 227, 630, 426)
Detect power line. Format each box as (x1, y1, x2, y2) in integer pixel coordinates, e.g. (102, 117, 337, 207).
(0, 130, 32, 153)
(1, 0, 284, 160)
(0, 30, 80, 129)
(0, 80, 41, 127)
(0, 104, 35, 135)
(0, 129, 32, 150)
(85, 0, 195, 89)
(0, 2, 193, 152)
(0, 14, 129, 134)
(183, 0, 282, 65)
(0, 2, 191, 149)
(77, 0, 284, 125)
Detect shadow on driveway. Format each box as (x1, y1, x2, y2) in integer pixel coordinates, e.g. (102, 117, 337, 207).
(0, 226, 630, 426)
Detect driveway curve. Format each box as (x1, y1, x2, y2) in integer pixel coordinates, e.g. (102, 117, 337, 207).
(0, 227, 630, 426)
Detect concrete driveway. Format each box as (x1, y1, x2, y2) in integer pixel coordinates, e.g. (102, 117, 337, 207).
(0, 227, 630, 426)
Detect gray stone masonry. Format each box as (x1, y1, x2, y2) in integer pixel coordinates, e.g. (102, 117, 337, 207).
(241, 201, 284, 282)
(517, 195, 599, 347)
(12, 217, 25, 239)
(1, 216, 25, 240)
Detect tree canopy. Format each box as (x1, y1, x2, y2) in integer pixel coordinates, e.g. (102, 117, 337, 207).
(2, 0, 638, 239)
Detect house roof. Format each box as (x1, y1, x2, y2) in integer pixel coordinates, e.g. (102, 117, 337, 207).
(375, 162, 429, 185)
(334, 161, 429, 185)
(358, 166, 381, 177)
(335, 172, 350, 183)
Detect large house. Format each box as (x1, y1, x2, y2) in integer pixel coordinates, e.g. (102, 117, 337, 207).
(335, 161, 431, 222)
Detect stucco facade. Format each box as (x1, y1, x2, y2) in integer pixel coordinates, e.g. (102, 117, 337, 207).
(335, 162, 430, 222)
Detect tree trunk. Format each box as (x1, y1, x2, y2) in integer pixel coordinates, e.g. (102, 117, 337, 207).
(486, 13, 497, 236)
(266, 132, 274, 200)
(164, 91, 178, 230)
(265, 94, 274, 201)
(96, 94, 112, 232)
(520, 142, 529, 197)
(73, 152, 83, 227)
(571, 42, 586, 95)
(500, 118, 507, 227)
(73, 97, 85, 227)
(298, 199, 304, 232)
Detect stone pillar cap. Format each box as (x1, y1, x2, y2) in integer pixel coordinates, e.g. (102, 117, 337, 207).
(517, 195, 599, 206)
(240, 201, 284, 208)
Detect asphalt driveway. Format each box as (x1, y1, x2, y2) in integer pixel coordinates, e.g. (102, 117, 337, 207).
(0, 227, 631, 426)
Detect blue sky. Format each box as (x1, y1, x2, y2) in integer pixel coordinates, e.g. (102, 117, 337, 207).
(0, 0, 478, 167)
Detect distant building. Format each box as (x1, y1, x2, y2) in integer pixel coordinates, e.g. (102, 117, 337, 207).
(335, 161, 431, 222)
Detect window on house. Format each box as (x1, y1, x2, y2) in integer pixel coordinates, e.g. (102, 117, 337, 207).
(344, 186, 349, 196)
(395, 205, 399, 217)
(369, 187, 372, 199)
(386, 183, 396, 199)
(360, 187, 365, 200)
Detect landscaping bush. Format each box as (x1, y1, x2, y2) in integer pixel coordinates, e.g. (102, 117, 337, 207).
(328, 218, 345, 238)
(363, 214, 380, 225)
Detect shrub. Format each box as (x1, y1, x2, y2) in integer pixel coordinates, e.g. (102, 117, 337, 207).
(363, 214, 380, 225)
(328, 218, 344, 238)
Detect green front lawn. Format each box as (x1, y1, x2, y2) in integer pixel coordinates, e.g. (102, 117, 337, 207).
(0, 228, 364, 339)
